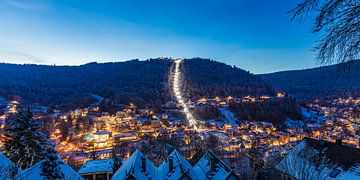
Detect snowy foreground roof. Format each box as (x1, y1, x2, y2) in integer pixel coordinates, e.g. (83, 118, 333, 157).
(79, 158, 114, 174)
(110, 149, 240, 180)
(195, 151, 239, 180)
(112, 150, 157, 179)
(0, 153, 21, 179)
(157, 150, 199, 179)
(276, 137, 360, 180)
(15, 159, 82, 180)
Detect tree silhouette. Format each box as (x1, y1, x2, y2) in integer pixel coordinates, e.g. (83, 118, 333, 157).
(112, 148, 122, 173)
(290, 0, 359, 65)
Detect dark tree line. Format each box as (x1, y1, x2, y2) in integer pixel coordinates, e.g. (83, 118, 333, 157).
(261, 60, 360, 100)
(229, 97, 302, 128)
(193, 105, 220, 120)
(0, 58, 172, 109)
(182, 58, 276, 100)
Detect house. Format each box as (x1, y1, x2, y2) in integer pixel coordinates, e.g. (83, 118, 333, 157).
(276, 137, 360, 180)
(15, 158, 82, 179)
(31, 105, 49, 115)
(113, 132, 139, 146)
(194, 151, 240, 180)
(157, 150, 199, 179)
(111, 150, 157, 179)
(111, 149, 241, 180)
(93, 132, 112, 151)
(0, 153, 21, 179)
(79, 158, 115, 180)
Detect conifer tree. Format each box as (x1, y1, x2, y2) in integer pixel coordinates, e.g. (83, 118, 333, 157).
(4, 108, 48, 169)
(247, 139, 265, 179)
(41, 146, 64, 180)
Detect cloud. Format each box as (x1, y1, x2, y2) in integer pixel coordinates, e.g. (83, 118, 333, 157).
(0, 48, 45, 64)
(1, 0, 51, 11)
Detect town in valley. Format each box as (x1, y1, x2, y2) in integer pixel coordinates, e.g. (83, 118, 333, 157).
(0, 59, 359, 179)
(0, 0, 359, 179)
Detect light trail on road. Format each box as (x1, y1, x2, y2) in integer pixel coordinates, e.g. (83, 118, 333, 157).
(172, 59, 200, 132)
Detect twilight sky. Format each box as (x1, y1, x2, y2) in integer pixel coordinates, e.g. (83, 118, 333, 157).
(0, 0, 319, 74)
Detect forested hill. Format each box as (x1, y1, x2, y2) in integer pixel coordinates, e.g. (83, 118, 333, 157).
(0, 59, 172, 109)
(182, 58, 276, 100)
(261, 60, 360, 100)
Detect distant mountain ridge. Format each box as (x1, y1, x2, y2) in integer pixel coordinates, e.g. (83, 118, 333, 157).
(261, 60, 360, 100)
(1, 58, 357, 109)
(0, 59, 172, 109)
(0, 58, 276, 109)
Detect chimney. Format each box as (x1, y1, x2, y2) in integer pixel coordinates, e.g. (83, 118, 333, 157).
(210, 157, 217, 172)
(169, 157, 174, 172)
(141, 156, 146, 172)
(336, 138, 342, 145)
(319, 133, 324, 145)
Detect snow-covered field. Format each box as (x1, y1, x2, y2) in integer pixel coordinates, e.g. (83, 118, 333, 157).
(219, 107, 238, 127)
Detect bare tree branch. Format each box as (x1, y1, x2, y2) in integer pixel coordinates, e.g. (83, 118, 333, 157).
(290, 0, 360, 65)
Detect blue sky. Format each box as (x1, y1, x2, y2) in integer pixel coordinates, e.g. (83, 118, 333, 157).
(0, 0, 319, 73)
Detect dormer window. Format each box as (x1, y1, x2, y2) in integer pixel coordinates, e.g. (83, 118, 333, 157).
(329, 169, 341, 178)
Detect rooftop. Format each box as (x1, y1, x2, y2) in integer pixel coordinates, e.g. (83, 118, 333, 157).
(276, 137, 360, 179)
(78, 158, 115, 174)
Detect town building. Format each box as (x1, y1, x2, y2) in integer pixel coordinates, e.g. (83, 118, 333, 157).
(194, 151, 240, 180)
(93, 132, 112, 151)
(109, 149, 240, 180)
(157, 150, 199, 179)
(111, 150, 157, 179)
(79, 158, 115, 180)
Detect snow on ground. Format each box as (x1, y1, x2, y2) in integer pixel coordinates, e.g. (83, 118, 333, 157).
(219, 108, 238, 127)
(285, 118, 304, 129)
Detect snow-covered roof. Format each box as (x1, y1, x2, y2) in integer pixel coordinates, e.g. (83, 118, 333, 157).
(194, 151, 239, 180)
(114, 132, 137, 138)
(93, 131, 111, 135)
(78, 158, 114, 174)
(0, 153, 21, 179)
(112, 150, 157, 179)
(94, 149, 242, 180)
(15, 158, 82, 180)
(157, 150, 199, 180)
(276, 137, 360, 180)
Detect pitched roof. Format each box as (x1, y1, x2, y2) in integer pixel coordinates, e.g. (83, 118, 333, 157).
(194, 151, 240, 180)
(112, 150, 157, 179)
(78, 158, 114, 174)
(276, 137, 360, 180)
(104, 149, 244, 180)
(0, 153, 21, 179)
(15, 158, 82, 180)
(157, 149, 199, 180)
